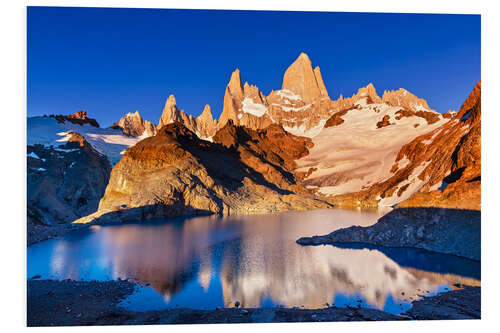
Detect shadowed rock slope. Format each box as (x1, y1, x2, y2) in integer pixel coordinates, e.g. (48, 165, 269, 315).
(27, 132, 112, 244)
(75, 121, 332, 224)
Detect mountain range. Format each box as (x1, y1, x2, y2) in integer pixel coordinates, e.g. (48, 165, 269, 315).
(26, 53, 481, 241)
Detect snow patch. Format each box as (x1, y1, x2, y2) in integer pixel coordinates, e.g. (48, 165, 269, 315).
(277, 89, 302, 101)
(241, 98, 267, 117)
(27, 151, 46, 161)
(199, 136, 213, 142)
(413, 103, 431, 112)
(392, 155, 410, 172)
(284, 119, 326, 138)
(275, 103, 312, 113)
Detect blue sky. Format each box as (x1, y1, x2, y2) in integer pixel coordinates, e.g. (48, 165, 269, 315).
(27, 7, 480, 127)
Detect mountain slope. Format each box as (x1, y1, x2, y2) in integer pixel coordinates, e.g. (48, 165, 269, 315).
(28, 113, 142, 164)
(295, 85, 449, 198)
(328, 81, 481, 209)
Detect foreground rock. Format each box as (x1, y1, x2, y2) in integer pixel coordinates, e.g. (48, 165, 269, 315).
(75, 121, 332, 225)
(297, 207, 480, 260)
(27, 132, 112, 245)
(27, 280, 480, 326)
(405, 286, 480, 320)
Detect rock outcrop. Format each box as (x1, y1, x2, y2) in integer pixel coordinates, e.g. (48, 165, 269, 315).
(54, 110, 100, 127)
(296, 207, 480, 260)
(27, 132, 112, 244)
(112, 111, 156, 138)
(75, 121, 332, 224)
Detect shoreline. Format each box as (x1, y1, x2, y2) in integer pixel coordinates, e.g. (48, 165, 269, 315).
(27, 279, 480, 326)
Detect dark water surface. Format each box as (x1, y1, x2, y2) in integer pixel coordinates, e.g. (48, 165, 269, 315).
(27, 209, 480, 314)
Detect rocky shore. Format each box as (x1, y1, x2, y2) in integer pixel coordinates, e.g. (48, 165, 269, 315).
(27, 279, 479, 326)
(297, 207, 480, 260)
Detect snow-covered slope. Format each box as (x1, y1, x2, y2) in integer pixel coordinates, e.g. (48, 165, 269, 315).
(296, 97, 449, 198)
(28, 116, 142, 164)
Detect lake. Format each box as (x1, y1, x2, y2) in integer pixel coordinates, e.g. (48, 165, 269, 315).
(27, 208, 480, 314)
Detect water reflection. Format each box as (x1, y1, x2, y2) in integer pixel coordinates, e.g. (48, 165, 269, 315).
(27, 209, 480, 314)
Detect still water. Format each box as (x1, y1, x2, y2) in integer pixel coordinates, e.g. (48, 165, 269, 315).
(27, 209, 480, 314)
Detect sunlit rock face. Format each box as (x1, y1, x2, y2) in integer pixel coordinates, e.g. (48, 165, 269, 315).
(281, 52, 329, 104)
(112, 111, 156, 138)
(157, 95, 219, 141)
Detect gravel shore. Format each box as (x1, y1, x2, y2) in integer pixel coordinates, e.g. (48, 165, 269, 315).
(27, 279, 480, 326)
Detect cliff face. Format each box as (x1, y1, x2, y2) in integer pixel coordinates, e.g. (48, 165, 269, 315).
(327, 82, 481, 210)
(75, 121, 331, 224)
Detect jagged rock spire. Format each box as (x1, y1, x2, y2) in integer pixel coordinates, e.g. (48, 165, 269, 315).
(282, 52, 329, 103)
(158, 95, 179, 129)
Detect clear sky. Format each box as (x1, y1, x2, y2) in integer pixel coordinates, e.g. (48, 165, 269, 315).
(27, 7, 480, 127)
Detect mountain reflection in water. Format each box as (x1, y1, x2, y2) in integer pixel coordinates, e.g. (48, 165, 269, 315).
(27, 208, 480, 314)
